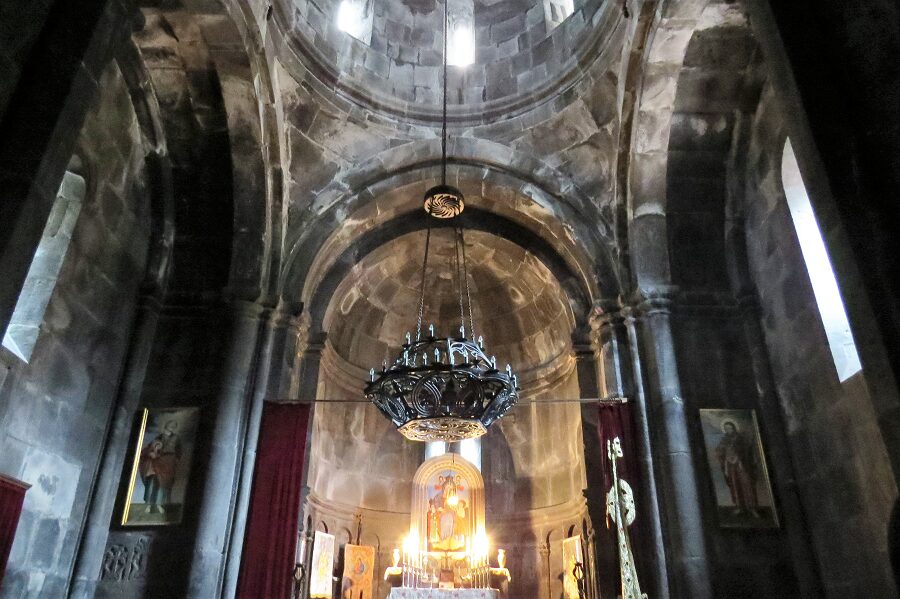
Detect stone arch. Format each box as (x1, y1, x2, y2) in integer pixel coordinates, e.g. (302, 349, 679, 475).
(625, 0, 723, 289)
(281, 158, 620, 323)
(307, 208, 591, 338)
(663, 4, 762, 291)
(115, 39, 176, 298)
(132, 4, 277, 302)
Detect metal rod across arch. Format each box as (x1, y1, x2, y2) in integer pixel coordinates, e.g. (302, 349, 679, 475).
(270, 397, 630, 405)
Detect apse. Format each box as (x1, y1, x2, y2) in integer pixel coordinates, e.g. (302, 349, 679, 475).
(307, 226, 586, 596)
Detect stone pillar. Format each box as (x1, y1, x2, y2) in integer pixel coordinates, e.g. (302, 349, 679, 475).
(188, 301, 268, 598)
(221, 302, 305, 597)
(68, 294, 163, 598)
(291, 322, 325, 599)
(590, 301, 631, 399)
(571, 322, 609, 599)
(540, 541, 552, 599)
(629, 290, 711, 598)
(621, 306, 670, 599)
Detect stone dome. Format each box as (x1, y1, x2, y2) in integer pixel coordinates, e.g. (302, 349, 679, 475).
(271, 0, 622, 122)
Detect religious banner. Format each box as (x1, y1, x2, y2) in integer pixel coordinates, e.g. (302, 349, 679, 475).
(699, 409, 779, 528)
(562, 535, 583, 599)
(121, 407, 199, 526)
(341, 544, 375, 599)
(310, 531, 336, 598)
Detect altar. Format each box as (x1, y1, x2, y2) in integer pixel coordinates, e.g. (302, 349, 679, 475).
(385, 453, 511, 596)
(388, 589, 499, 599)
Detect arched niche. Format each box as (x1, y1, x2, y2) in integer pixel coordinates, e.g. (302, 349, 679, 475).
(411, 454, 486, 554)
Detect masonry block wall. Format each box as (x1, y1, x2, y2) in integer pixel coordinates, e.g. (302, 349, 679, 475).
(0, 61, 152, 597)
(742, 84, 898, 596)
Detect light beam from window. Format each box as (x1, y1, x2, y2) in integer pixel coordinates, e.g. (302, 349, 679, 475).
(337, 0, 374, 44)
(781, 139, 862, 382)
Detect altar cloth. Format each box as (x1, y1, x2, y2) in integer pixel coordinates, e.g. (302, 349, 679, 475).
(388, 589, 499, 599)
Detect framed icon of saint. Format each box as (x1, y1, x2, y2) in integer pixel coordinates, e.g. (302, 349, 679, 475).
(699, 409, 778, 528)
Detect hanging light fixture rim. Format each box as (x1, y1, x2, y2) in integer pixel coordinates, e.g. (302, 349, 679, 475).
(424, 183, 465, 218)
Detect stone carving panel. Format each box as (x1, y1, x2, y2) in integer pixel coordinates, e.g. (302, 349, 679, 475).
(100, 537, 148, 582)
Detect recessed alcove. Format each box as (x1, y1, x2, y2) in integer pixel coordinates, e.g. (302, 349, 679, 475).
(307, 225, 587, 596)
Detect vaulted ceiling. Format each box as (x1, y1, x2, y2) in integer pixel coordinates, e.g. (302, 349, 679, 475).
(128, 0, 768, 353)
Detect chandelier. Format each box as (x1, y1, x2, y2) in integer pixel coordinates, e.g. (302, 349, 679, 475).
(364, 0, 519, 442)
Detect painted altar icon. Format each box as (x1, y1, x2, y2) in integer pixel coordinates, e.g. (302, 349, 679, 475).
(426, 471, 471, 552)
(562, 535, 584, 599)
(411, 453, 484, 562)
(310, 531, 336, 598)
(699, 409, 778, 528)
(341, 544, 374, 599)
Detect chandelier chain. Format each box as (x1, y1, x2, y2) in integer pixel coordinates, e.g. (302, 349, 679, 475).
(459, 227, 475, 338)
(416, 224, 432, 340)
(455, 228, 465, 333)
(441, 0, 448, 186)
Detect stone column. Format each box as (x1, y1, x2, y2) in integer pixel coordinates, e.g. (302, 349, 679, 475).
(539, 541, 552, 599)
(188, 301, 268, 598)
(290, 322, 325, 599)
(221, 302, 305, 597)
(629, 290, 711, 598)
(621, 306, 670, 599)
(571, 322, 608, 599)
(68, 294, 163, 598)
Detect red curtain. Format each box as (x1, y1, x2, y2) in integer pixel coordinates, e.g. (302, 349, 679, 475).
(0, 476, 28, 586)
(598, 403, 639, 491)
(237, 402, 311, 599)
(597, 403, 646, 570)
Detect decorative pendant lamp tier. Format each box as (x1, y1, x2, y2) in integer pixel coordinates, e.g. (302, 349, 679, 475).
(366, 331, 520, 442)
(364, 0, 519, 442)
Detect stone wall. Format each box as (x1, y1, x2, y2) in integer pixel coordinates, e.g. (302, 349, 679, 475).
(93, 309, 233, 599)
(741, 83, 898, 595)
(669, 307, 803, 597)
(0, 61, 152, 597)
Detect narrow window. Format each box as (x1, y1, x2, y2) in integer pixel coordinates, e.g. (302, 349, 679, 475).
(337, 0, 374, 44)
(781, 139, 862, 381)
(425, 438, 481, 471)
(458, 437, 481, 471)
(426, 441, 447, 459)
(2, 171, 84, 362)
(448, 0, 474, 67)
(543, 0, 574, 31)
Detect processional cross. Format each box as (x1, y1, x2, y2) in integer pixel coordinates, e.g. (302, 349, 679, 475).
(606, 437, 648, 599)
